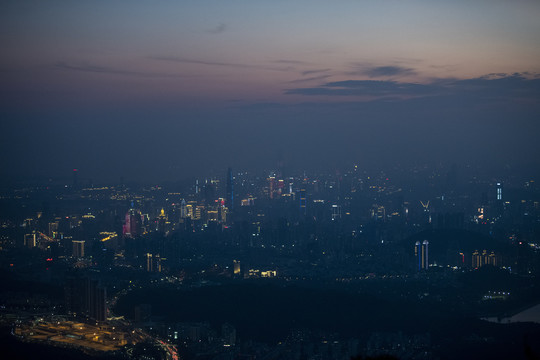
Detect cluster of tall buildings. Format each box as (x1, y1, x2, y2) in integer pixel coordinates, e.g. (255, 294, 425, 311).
(472, 250, 500, 268)
(65, 274, 107, 322)
(414, 240, 429, 270)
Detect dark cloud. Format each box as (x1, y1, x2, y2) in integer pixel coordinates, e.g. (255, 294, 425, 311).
(345, 63, 417, 78)
(445, 73, 540, 101)
(286, 74, 540, 102)
(55, 62, 186, 78)
(207, 23, 227, 34)
(363, 65, 416, 78)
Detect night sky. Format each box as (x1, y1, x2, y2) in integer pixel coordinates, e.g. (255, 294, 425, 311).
(2, 1, 540, 183)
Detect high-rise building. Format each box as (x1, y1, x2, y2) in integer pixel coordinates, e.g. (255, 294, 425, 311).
(180, 199, 188, 218)
(87, 279, 107, 322)
(48, 221, 59, 238)
(65, 274, 86, 317)
(155, 208, 167, 232)
(194, 205, 204, 221)
(146, 253, 162, 272)
(72, 240, 85, 258)
(146, 253, 153, 272)
(299, 188, 306, 215)
(371, 204, 385, 221)
(204, 179, 217, 205)
(233, 260, 241, 276)
(218, 204, 228, 224)
(331, 204, 341, 221)
(472, 250, 499, 268)
(65, 275, 107, 322)
(185, 203, 194, 219)
(24, 233, 36, 248)
(221, 323, 237, 346)
(226, 167, 234, 211)
(268, 176, 276, 199)
(496, 182, 503, 201)
(123, 207, 142, 238)
(422, 240, 429, 269)
(415, 240, 429, 270)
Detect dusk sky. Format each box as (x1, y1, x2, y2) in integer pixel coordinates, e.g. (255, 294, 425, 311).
(2, 1, 540, 183)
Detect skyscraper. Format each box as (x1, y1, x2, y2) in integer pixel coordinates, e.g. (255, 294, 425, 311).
(226, 167, 234, 211)
(65, 274, 107, 322)
(299, 188, 307, 216)
(415, 240, 429, 270)
(87, 279, 107, 322)
(180, 199, 187, 218)
(72, 240, 85, 258)
(123, 206, 142, 238)
(331, 204, 341, 221)
(24, 233, 36, 248)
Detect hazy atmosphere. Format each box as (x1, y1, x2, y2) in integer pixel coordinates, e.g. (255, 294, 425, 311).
(2, 1, 540, 182)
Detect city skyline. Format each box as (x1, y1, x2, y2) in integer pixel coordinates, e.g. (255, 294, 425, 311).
(2, 162, 540, 359)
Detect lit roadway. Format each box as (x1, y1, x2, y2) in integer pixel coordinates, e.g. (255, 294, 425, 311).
(158, 339, 179, 360)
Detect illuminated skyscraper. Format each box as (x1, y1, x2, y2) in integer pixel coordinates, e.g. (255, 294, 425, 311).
(299, 188, 306, 215)
(24, 233, 36, 248)
(123, 205, 142, 238)
(472, 250, 499, 268)
(146, 253, 153, 271)
(268, 176, 276, 199)
(146, 253, 162, 272)
(155, 208, 167, 232)
(180, 199, 187, 218)
(72, 240, 85, 258)
(371, 204, 385, 221)
(331, 204, 341, 221)
(422, 240, 429, 269)
(496, 182, 503, 201)
(415, 240, 429, 270)
(233, 260, 241, 276)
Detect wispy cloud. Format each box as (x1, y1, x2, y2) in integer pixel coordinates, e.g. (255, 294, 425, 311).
(152, 56, 250, 69)
(301, 68, 331, 76)
(55, 62, 186, 78)
(207, 23, 227, 34)
(289, 75, 332, 84)
(273, 59, 310, 65)
(152, 56, 295, 72)
(286, 80, 431, 97)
